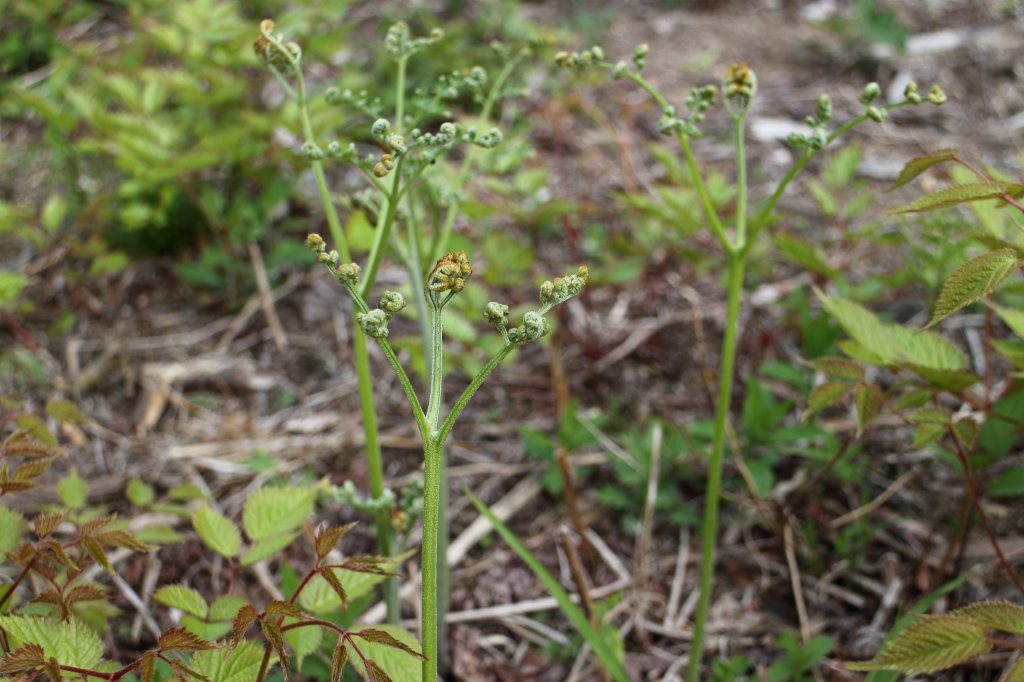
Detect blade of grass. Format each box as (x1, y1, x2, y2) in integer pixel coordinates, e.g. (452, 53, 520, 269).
(466, 490, 631, 682)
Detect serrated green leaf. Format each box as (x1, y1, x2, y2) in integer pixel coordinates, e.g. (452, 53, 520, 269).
(844, 616, 990, 673)
(343, 625, 421, 682)
(0, 507, 24, 554)
(242, 486, 317, 541)
(803, 356, 864, 380)
(888, 326, 967, 372)
(803, 382, 849, 421)
(837, 339, 888, 365)
(0, 616, 102, 669)
(817, 291, 898, 365)
(298, 555, 407, 615)
(887, 150, 959, 191)
(193, 504, 241, 558)
(189, 640, 265, 682)
(44, 400, 88, 425)
(952, 417, 979, 450)
(209, 596, 249, 621)
(949, 600, 1024, 635)
(153, 585, 208, 618)
(856, 384, 883, 437)
(56, 470, 88, 509)
(134, 526, 185, 545)
(890, 182, 1012, 214)
(914, 423, 946, 447)
(909, 407, 950, 424)
(903, 366, 981, 392)
(0, 271, 27, 308)
(892, 389, 935, 411)
(923, 250, 1020, 330)
(239, 532, 299, 566)
(1000, 656, 1024, 682)
(181, 615, 232, 642)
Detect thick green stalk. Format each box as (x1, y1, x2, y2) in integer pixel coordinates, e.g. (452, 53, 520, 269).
(686, 251, 745, 682)
(687, 107, 748, 682)
(420, 436, 442, 682)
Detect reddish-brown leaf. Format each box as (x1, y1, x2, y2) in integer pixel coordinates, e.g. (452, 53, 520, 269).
(44, 657, 64, 682)
(159, 627, 218, 652)
(139, 651, 157, 682)
(64, 584, 108, 605)
(263, 600, 306, 620)
(93, 529, 157, 552)
(3, 439, 62, 459)
(314, 523, 356, 559)
(83, 536, 113, 574)
(12, 456, 58, 482)
(32, 511, 67, 539)
(80, 514, 115, 537)
(355, 629, 427, 661)
(366, 660, 394, 682)
(319, 568, 348, 611)
(260, 618, 290, 682)
(40, 539, 75, 568)
(6, 541, 36, 565)
(331, 642, 348, 682)
(0, 644, 45, 674)
(231, 604, 259, 646)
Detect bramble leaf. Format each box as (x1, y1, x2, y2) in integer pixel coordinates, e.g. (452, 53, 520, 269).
(949, 600, 1024, 636)
(17, 415, 56, 447)
(344, 625, 421, 682)
(989, 301, 1024, 338)
(190, 640, 265, 682)
(952, 416, 979, 450)
(909, 407, 950, 424)
(887, 149, 958, 191)
(315, 522, 356, 559)
(1002, 655, 1024, 682)
(159, 626, 218, 652)
(193, 503, 242, 558)
(242, 486, 317, 541)
(367, 660, 395, 682)
(231, 605, 259, 646)
(154, 585, 208, 618)
(0, 507, 24, 554)
(355, 629, 428, 661)
(284, 619, 323, 669)
(264, 600, 306, 619)
(856, 384, 883, 437)
(209, 595, 249, 621)
(803, 356, 864, 380)
(240, 532, 299, 566)
(802, 382, 849, 421)
(923, 250, 1020, 330)
(56, 470, 88, 509)
(914, 423, 946, 447)
(332, 642, 348, 682)
(0, 615, 103, 669)
(844, 615, 990, 673)
(890, 182, 1012, 214)
(140, 651, 157, 682)
(0, 643, 45, 674)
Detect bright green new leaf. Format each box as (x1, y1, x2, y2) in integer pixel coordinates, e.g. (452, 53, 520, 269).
(242, 486, 317, 541)
(126, 477, 155, 507)
(193, 503, 242, 558)
(240, 532, 299, 566)
(18, 414, 57, 447)
(887, 149, 958, 191)
(298, 551, 414, 615)
(468, 492, 631, 682)
(950, 600, 1024, 635)
(890, 182, 1012, 214)
(154, 585, 208, 618)
(802, 382, 849, 421)
(343, 625, 421, 682)
(817, 290, 897, 365)
(56, 470, 88, 509)
(844, 616, 990, 673)
(181, 615, 232, 641)
(0, 616, 103, 669)
(0, 507, 23, 554)
(210, 596, 249, 621)
(190, 639, 265, 682)
(923, 250, 1020, 330)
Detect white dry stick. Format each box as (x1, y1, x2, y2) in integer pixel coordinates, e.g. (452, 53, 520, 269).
(248, 242, 288, 350)
(828, 466, 922, 529)
(664, 526, 690, 627)
(634, 423, 662, 637)
(783, 522, 811, 643)
(111, 573, 162, 641)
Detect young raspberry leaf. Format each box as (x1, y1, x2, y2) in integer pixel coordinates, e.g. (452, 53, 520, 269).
(331, 642, 349, 682)
(802, 381, 849, 421)
(158, 627, 218, 652)
(855, 384, 883, 437)
(366, 660, 394, 682)
(17, 415, 57, 447)
(44, 400, 88, 425)
(264, 600, 306, 619)
(843, 616, 990, 673)
(232, 604, 259, 646)
(886, 149, 959, 191)
(33, 511, 67, 539)
(890, 182, 1012, 214)
(949, 600, 1024, 636)
(355, 629, 428, 661)
(319, 568, 348, 611)
(154, 585, 209, 618)
(0, 643, 45, 674)
(139, 651, 157, 682)
(923, 249, 1020, 330)
(802, 356, 864, 381)
(314, 522, 356, 559)
(193, 503, 242, 559)
(951, 416, 979, 450)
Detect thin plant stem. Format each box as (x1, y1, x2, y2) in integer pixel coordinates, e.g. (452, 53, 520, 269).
(420, 437, 442, 682)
